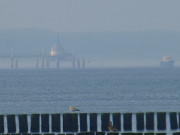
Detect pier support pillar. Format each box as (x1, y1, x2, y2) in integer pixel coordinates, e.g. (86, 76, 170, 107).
(42, 58, 45, 69)
(11, 58, 14, 69)
(82, 58, 85, 68)
(72, 60, 76, 68)
(15, 59, 18, 69)
(77, 59, 80, 68)
(36, 59, 39, 69)
(46, 59, 50, 68)
(57, 59, 60, 69)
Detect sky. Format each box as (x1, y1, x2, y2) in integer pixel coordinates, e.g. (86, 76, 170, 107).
(0, 0, 180, 32)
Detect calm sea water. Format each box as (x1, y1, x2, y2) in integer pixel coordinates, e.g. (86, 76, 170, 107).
(0, 68, 180, 114)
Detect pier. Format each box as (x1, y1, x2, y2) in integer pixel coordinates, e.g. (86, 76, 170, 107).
(0, 56, 85, 69)
(0, 47, 86, 69)
(0, 112, 179, 135)
(0, 34, 86, 69)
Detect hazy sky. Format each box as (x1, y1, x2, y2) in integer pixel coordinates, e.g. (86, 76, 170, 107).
(0, 0, 180, 32)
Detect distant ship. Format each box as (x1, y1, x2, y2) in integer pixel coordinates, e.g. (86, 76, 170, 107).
(160, 56, 174, 67)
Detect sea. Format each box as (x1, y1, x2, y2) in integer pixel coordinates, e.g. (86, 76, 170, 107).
(0, 67, 180, 114)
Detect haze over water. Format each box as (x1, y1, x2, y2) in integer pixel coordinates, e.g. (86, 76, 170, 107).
(0, 1, 180, 66)
(0, 0, 180, 118)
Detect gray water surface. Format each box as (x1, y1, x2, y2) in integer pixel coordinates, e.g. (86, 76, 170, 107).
(0, 68, 179, 114)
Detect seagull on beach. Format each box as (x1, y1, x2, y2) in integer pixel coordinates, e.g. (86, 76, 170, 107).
(108, 121, 117, 132)
(69, 105, 80, 112)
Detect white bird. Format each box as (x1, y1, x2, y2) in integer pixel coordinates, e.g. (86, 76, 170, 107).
(69, 105, 80, 112)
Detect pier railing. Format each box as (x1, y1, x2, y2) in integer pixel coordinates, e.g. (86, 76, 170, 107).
(0, 112, 180, 135)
